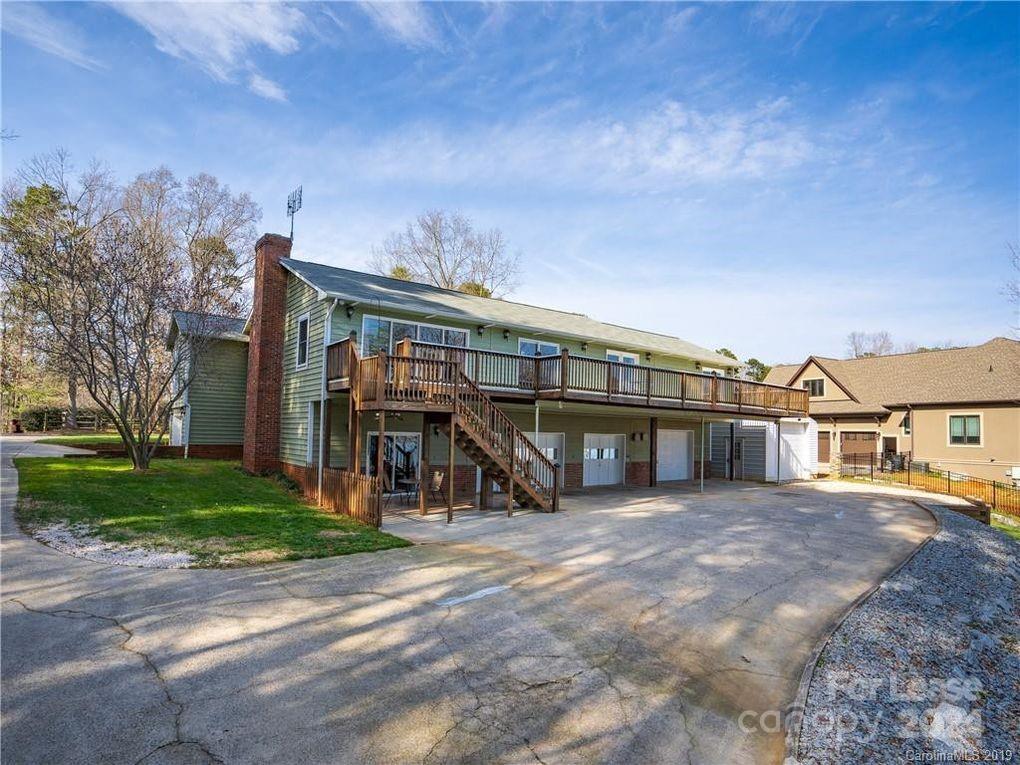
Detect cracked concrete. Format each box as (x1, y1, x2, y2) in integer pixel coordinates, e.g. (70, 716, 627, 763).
(2, 436, 935, 764)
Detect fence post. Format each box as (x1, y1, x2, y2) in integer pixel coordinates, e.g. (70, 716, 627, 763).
(870, 452, 874, 482)
(992, 481, 997, 510)
(906, 456, 911, 486)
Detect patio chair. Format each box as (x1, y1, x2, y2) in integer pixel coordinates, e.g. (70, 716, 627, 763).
(429, 471, 446, 504)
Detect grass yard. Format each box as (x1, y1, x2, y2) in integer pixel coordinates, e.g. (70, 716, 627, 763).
(15, 457, 409, 566)
(992, 518, 1020, 543)
(36, 433, 166, 446)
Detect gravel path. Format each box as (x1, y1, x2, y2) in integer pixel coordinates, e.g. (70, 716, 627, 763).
(794, 504, 1019, 764)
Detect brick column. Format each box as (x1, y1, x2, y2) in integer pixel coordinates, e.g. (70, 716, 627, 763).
(242, 233, 292, 474)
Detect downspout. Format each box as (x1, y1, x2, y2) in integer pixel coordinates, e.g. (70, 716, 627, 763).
(317, 298, 339, 501)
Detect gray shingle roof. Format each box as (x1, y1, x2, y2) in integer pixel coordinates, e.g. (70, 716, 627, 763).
(169, 311, 248, 345)
(764, 338, 1020, 407)
(281, 258, 737, 367)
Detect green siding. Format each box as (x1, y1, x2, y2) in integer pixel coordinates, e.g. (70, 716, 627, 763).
(280, 276, 328, 465)
(330, 306, 702, 372)
(185, 338, 248, 445)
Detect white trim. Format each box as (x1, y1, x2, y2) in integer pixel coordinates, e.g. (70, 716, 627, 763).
(901, 411, 912, 435)
(801, 377, 825, 397)
(518, 337, 560, 355)
(295, 311, 311, 370)
(881, 434, 899, 453)
(946, 412, 984, 448)
(606, 349, 640, 365)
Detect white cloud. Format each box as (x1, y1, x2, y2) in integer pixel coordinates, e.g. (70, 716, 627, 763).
(339, 99, 817, 192)
(2, 2, 104, 71)
(248, 73, 287, 102)
(111, 1, 304, 99)
(358, 2, 442, 49)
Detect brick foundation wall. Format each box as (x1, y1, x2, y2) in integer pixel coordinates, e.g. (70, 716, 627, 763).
(626, 461, 651, 487)
(420, 461, 475, 503)
(242, 233, 292, 474)
(564, 462, 583, 489)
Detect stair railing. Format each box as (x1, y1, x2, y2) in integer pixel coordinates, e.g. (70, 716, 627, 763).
(454, 371, 559, 511)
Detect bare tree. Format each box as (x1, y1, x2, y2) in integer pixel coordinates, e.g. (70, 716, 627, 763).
(370, 209, 520, 297)
(0, 151, 259, 470)
(845, 330, 895, 358)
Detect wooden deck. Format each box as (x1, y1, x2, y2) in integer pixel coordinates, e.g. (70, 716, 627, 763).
(327, 337, 810, 418)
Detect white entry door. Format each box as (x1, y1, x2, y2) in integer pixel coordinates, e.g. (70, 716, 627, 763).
(657, 429, 693, 481)
(583, 433, 626, 486)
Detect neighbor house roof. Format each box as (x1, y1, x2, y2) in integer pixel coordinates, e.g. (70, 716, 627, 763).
(167, 311, 249, 348)
(763, 338, 1020, 410)
(281, 259, 737, 368)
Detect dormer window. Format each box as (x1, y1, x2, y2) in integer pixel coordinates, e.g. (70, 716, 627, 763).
(802, 378, 825, 397)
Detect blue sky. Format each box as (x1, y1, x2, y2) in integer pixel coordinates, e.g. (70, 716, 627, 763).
(3, 1, 1017, 362)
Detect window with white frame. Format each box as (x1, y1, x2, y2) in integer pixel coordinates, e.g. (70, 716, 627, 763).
(519, 338, 559, 356)
(606, 350, 639, 365)
(802, 378, 825, 397)
(902, 412, 911, 435)
(296, 313, 310, 368)
(361, 315, 468, 355)
(949, 415, 980, 445)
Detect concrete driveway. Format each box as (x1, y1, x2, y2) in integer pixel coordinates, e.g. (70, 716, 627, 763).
(2, 438, 934, 764)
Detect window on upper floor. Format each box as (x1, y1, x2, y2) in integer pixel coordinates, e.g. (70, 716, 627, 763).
(802, 378, 825, 397)
(296, 313, 310, 369)
(902, 413, 911, 435)
(361, 315, 469, 355)
(949, 415, 981, 446)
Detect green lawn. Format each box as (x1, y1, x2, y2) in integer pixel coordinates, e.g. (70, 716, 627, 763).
(15, 457, 409, 566)
(36, 433, 166, 446)
(993, 518, 1020, 543)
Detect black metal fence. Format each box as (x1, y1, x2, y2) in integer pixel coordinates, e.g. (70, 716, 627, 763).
(840, 452, 1019, 518)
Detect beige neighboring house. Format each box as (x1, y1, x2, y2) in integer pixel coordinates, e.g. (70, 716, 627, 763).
(764, 337, 1020, 482)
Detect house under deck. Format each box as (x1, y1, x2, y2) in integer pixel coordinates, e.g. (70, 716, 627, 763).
(319, 336, 810, 522)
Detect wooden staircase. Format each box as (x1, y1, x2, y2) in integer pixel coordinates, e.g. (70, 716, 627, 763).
(348, 340, 559, 514)
(437, 371, 559, 513)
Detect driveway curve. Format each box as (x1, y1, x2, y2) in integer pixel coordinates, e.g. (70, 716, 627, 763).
(2, 438, 934, 765)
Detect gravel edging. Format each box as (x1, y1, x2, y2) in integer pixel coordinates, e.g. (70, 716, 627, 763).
(788, 503, 1020, 764)
(30, 521, 196, 569)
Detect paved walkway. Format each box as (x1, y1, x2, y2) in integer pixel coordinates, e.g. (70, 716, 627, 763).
(2, 439, 936, 764)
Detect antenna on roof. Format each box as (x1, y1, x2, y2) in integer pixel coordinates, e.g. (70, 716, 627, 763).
(286, 185, 302, 240)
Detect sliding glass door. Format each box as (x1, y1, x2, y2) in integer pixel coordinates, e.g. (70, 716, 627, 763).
(365, 433, 421, 492)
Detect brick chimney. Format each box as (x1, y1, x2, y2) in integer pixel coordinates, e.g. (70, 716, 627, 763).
(243, 233, 292, 474)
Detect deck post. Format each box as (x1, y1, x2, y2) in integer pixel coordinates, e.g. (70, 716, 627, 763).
(730, 422, 735, 481)
(376, 349, 387, 406)
(552, 464, 560, 512)
(447, 413, 455, 524)
(480, 470, 492, 511)
(649, 417, 658, 487)
(560, 348, 569, 397)
(376, 410, 386, 509)
(776, 420, 782, 484)
(419, 415, 430, 515)
(699, 416, 705, 493)
(507, 434, 515, 517)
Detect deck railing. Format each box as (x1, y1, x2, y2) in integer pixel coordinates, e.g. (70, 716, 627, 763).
(327, 338, 808, 416)
(399, 341, 808, 416)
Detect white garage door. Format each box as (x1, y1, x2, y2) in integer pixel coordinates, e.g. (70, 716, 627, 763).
(657, 429, 692, 481)
(583, 433, 625, 486)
